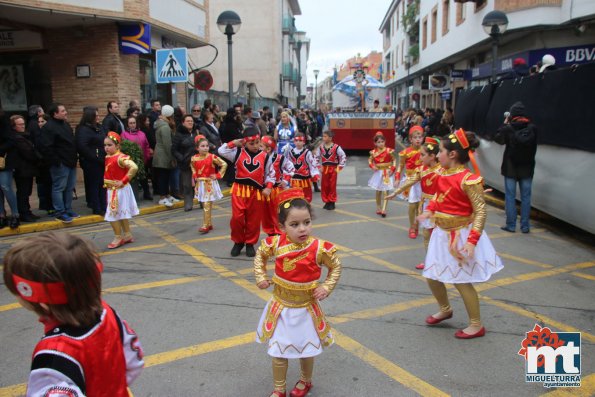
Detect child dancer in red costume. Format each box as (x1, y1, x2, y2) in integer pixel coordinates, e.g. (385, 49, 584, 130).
(191, 135, 227, 234)
(367, 131, 396, 217)
(417, 129, 503, 339)
(396, 125, 424, 239)
(3, 231, 144, 396)
(286, 132, 320, 203)
(255, 188, 342, 397)
(387, 136, 442, 269)
(318, 130, 346, 210)
(260, 136, 295, 236)
(103, 132, 139, 249)
(218, 127, 275, 257)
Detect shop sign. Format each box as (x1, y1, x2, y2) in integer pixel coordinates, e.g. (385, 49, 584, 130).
(119, 23, 151, 54)
(0, 30, 43, 52)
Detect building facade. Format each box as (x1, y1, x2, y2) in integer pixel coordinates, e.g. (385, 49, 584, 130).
(192, 0, 309, 111)
(0, 0, 209, 122)
(380, 0, 595, 111)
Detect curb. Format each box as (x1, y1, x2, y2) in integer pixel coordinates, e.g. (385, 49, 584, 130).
(0, 189, 232, 237)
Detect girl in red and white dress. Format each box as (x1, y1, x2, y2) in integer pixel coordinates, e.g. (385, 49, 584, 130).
(367, 131, 396, 217)
(396, 125, 424, 239)
(3, 231, 144, 396)
(255, 188, 342, 397)
(191, 135, 227, 234)
(104, 132, 139, 249)
(286, 132, 320, 203)
(387, 136, 442, 269)
(260, 136, 294, 236)
(417, 129, 503, 339)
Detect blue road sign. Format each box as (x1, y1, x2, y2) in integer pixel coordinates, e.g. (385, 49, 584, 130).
(155, 48, 188, 83)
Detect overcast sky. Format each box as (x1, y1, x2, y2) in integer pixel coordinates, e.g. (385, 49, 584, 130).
(296, 0, 387, 84)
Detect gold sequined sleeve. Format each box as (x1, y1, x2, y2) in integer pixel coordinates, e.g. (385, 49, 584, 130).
(394, 167, 421, 194)
(368, 150, 374, 168)
(396, 150, 406, 176)
(463, 176, 486, 234)
(212, 155, 228, 178)
(318, 242, 342, 295)
(118, 156, 138, 180)
(254, 236, 277, 284)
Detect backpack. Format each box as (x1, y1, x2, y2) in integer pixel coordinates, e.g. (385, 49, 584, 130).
(513, 125, 536, 146)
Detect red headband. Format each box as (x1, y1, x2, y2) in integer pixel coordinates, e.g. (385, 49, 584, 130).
(449, 128, 469, 149)
(194, 134, 206, 144)
(107, 131, 121, 144)
(293, 136, 305, 142)
(409, 125, 424, 136)
(425, 137, 439, 146)
(261, 136, 277, 150)
(277, 187, 305, 209)
(374, 131, 384, 138)
(12, 261, 104, 305)
(243, 135, 259, 143)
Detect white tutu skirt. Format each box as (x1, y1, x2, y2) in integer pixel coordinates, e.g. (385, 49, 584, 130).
(104, 184, 139, 222)
(397, 174, 422, 203)
(256, 300, 333, 359)
(368, 170, 394, 191)
(419, 201, 433, 230)
(194, 179, 223, 202)
(423, 225, 503, 283)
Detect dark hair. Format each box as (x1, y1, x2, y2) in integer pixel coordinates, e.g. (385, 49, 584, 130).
(126, 106, 140, 118)
(107, 101, 117, 112)
(278, 198, 312, 225)
(442, 131, 480, 163)
(78, 106, 98, 126)
(126, 116, 137, 126)
(201, 110, 213, 121)
(374, 134, 386, 143)
(422, 139, 440, 156)
(323, 130, 335, 138)
(3, 232, 102, 327)
(294, 131, 305, 139)
(28, 105, 42, 118)
(203, 99, 212, 109)
(47, 102, 64, 118)
(137, 113, 149, 133)
(150, 98, 160, 106)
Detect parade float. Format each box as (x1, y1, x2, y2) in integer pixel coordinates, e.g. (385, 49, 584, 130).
(328, 66, 394, 150)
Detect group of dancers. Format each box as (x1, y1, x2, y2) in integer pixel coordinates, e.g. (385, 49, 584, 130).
(2, 125, 503, 396)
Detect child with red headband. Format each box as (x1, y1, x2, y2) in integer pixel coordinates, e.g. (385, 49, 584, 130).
(286, 132, 320, 203)
(191, 135, 227, 234)
(255, 188, 342, 397)
(417, 129, 503, 339)
(367, 131, 396, 217)
(218, 127, 275, 257)
(318, 130, 346, 210)
(104, 131, 139, 249)
(3, 231, 144, 396)
(396, 125, 424, 239)
(260, 135, 295, 236)
(387, 136, 442, 269)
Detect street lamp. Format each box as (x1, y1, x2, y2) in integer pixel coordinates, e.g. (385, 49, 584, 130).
(313, 69, 319, 110)
(482, 10, 508, 83)
(217, 10, 242, 108)
(291, 32, 306, 109)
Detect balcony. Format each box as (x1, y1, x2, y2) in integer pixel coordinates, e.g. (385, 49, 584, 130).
(282, 63, 293, 81)
(282, 17, 296, 35)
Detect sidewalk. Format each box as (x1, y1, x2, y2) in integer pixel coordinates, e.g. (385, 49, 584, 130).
(0, 172, 229, 237)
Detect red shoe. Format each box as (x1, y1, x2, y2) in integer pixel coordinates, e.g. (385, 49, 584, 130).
(454, 327, 486, 339)
(408, 228, 418, 239)
(289, 380, 312, 397)
(376, 210, 382, 215)
(107, 239, 125, 249)
(425, 311, 453, 325)
(415, 263, 425, 270)
(269, 391, 286, 397)
(122, 236, 135, 244)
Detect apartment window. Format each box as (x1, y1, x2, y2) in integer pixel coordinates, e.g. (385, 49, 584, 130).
(475, 0, 487, 12)
(401, 40, 405, 64)
(396, 8, 400, 31)
(422, 17, 428, 49)
(442, 0, 450, 36)
(431, 6, 437, 44)
(456, 2, 466, 26)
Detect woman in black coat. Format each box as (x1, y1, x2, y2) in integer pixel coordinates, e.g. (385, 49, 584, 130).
(75, 106, 107, 215)
(171, 114, 198, 211)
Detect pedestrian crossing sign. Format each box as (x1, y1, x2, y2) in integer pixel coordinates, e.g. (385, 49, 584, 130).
(155, 48, 188, 83)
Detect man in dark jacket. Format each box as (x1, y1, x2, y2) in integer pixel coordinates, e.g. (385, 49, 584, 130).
(494, 101, 537, 233)
(38, 103, 79, 223)
(172, 118, 198, 211)
(102, 101, 125, 133)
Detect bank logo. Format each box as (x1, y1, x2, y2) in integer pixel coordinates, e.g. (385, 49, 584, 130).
(518, 324, 581, 388)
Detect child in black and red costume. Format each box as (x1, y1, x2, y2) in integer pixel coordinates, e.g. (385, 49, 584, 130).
(318, 130, 346, 210)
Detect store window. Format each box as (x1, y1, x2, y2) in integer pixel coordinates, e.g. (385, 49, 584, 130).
(139, 55, 170, 111)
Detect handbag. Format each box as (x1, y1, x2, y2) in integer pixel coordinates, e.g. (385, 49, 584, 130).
(0, 154, 5, 170)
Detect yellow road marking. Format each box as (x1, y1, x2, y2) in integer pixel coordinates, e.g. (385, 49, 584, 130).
(481, 296, 595, 343)
(334, 330, 450, 397)
(104, 276, 212, 294)
(99, 243, 167, 256)
(540, 373, 595, 396)
(330, 297, 437, 325)
(570, 271, 595, 281)
(363, 244, 422, 255)
(0, 384, 25, 396)
(498, 253, 553, 269)
(0, 302, 20, 312)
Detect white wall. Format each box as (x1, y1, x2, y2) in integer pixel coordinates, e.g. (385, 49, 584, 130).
(41, 0, 123, 11)
(149, 0, 206, 39)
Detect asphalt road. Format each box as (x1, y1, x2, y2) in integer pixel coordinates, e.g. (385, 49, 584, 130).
(0, 154, 593, 397)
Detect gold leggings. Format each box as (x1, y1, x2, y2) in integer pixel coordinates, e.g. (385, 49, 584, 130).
(426, 279, 481, 327)
(375, 191, 387, 213)
(110, 219, 132, 239)
(272, 357, 314, 392)
(202, 201, 212, 228)
(408, 202, 420, 229)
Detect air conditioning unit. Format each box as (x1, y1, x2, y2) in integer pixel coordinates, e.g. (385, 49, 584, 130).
(429, 74, 450, 90)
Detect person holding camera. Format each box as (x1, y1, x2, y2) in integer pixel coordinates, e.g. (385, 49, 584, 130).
(494, 102, 537, 233)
